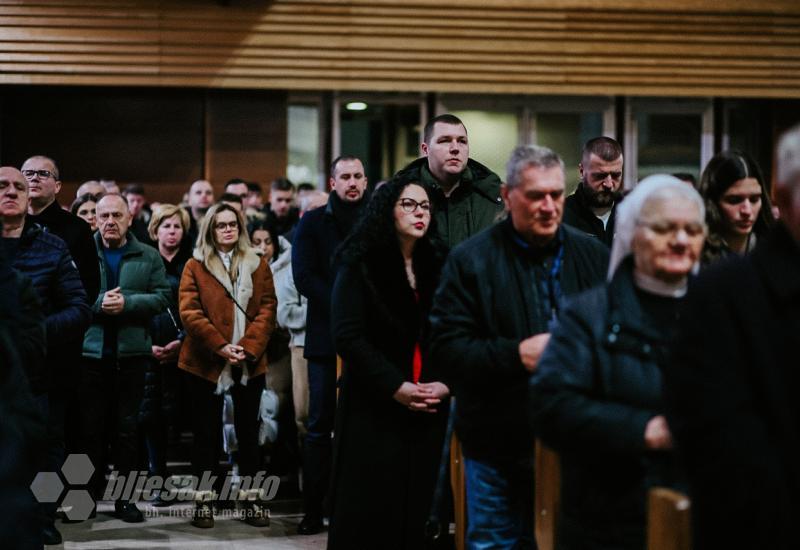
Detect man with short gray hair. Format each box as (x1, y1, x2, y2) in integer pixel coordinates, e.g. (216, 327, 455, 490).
(665, 124, 800, 550)
(81, 193, 170, 523)
(429, 145, 608, 548)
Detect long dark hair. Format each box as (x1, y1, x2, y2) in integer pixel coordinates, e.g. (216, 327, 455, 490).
(336, 179, 442, 267)
(699, 149, 776, 241)
(248, 220, 283, 262)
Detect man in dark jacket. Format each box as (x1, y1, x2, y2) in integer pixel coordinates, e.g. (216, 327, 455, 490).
(664, 124, 800, 550)
(0, 247, 47, 550)
(265, 177, 300, 238)
(291, 155, 368, 535)
(430, 146, 608, 548)
(394, 114, 504, 249)
(24, 154, 101, 473)
(562, 137, 624, 247)
(1, 166, 91, 545)
(82, 193, 170, 523)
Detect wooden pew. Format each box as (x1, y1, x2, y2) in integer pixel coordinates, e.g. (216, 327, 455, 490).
(451, 437, 562, 550)
(450, 433, 467, 550)
(647, 488, 691, 550)
(534, 439, 561, 550)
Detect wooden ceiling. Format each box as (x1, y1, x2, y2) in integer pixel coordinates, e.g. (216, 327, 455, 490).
(1, 0, 799, 97)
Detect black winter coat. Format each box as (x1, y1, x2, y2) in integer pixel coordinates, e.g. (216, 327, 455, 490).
(141, 245, 191, 425)
(530, 261, 683, 550)
(292, 198, 363, 360)
(328, 242, 447, 550)
(429, 220, 608, 463)
(563, 187, 617, 248)
(664, 224, 800, 550)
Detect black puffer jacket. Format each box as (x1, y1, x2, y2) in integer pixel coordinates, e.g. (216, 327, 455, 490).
(529, 260, 683, 550)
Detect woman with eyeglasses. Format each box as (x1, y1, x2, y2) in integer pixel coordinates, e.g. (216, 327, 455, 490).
(529, 175, 707, 550)
(178, 203, 276, 529)
(699, 150, 776, 266)
(327, 180, 449, 549)
(70, 193, 99, 232)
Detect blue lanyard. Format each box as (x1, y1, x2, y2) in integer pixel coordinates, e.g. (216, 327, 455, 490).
(547, 243, 565, 325)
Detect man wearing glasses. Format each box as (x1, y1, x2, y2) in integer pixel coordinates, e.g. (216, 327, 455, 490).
(563, 137, 625, 247)
(24, 155, 100, 301)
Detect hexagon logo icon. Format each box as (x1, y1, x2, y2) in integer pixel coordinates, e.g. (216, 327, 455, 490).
(61, 454, 94, 486)
(62, 489, 95, 521)
(30, 471, 64, 503)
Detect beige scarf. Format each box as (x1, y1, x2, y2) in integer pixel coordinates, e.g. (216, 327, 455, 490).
(195, 247, 261, 394)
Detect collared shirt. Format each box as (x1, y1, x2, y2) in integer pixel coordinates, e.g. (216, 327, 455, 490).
(218, 249, 233, 272)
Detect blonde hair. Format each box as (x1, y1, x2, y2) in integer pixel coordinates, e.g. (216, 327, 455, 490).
(148, 204, 190, 241)
(196, 203, 251, 280)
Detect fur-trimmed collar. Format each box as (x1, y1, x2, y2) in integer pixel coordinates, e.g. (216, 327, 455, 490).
(193, 246, 261, 294)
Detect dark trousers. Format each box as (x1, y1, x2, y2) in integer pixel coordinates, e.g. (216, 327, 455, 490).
(303, 357, 336, 518)
(32, 393, 64, 528)
(186, 370, 264, 495)
(81, 357, 147, 500)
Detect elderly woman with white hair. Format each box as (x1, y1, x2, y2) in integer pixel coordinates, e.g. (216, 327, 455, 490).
(529, 174, 707, 550)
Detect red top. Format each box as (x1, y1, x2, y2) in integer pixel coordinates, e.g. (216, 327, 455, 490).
(412, 290, 422, 383)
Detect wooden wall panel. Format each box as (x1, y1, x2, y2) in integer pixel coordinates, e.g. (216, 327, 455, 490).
(204, 90, 288, 192)
(0, 0, 799, 97)
(0, 87, 287, 203)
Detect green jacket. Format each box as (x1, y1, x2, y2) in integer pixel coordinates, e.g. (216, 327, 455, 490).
(82, 233, 170, 359)
(394, 157, 504, 249)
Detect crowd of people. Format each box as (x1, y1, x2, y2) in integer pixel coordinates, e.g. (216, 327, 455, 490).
(0, 113, 798, 550)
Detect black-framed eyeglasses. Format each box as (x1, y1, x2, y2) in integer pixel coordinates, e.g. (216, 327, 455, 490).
(397, 198, 431, 213)
(214, 221, 239, 231)
(22, 169, 55, 180)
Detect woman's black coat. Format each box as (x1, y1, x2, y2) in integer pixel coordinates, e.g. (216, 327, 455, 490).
(529, 261, 681, 550)
(328, 242, 447, 550)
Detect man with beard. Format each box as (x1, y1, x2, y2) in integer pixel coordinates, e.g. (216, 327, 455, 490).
(563, 137, 624, 247)
(291, 155, 368, 535)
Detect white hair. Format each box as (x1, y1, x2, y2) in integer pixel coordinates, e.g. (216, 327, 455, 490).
(608, 174, 705, 280)
(777, 124, 800, 188)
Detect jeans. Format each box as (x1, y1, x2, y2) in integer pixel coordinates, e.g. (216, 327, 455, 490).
(464, 456, 537, 550)
(302, 357, 336, 519)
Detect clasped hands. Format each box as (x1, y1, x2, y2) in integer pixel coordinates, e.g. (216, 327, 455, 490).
(152, 339, 181, 364)
(218, 343, 248, 365)
(101, 287, 125, 315)
(393, 381, 449, 413)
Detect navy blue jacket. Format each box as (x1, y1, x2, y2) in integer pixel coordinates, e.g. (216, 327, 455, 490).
(6, 221, 90, 391)
(292, 203, 347, 360)
(28, 200, 100, 303)
(0, 245, 46, 395)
